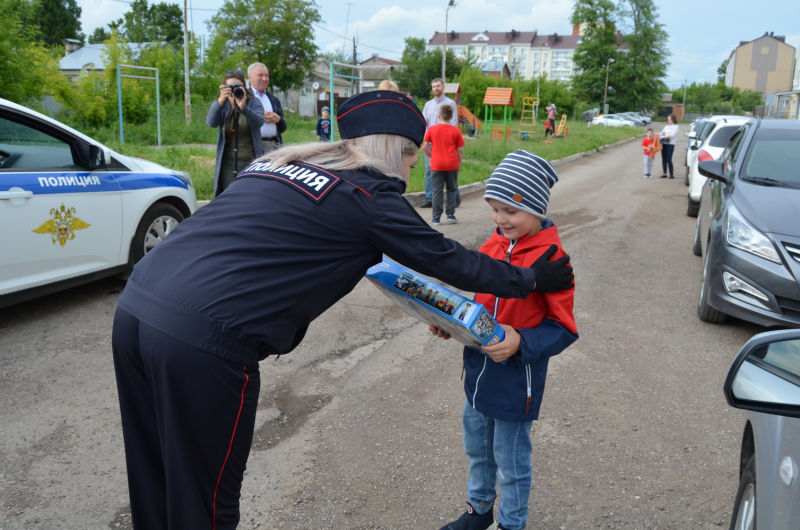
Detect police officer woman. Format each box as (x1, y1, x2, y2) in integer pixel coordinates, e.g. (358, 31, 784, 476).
(112, 90, 574, 529)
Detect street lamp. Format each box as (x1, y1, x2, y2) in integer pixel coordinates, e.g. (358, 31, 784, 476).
(441, 0, 456, 81)
(602, 57, 614, 115)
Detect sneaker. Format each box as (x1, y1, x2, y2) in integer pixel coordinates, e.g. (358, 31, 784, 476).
(446, 215, 458, 224)
(421, 200, 433, 208)
(668, 175, 674, 179)
(439, 503, 495, 530)
(644, 174, 650, 178)
(432, 218, 441, 226)
(659, 174, 668, 179)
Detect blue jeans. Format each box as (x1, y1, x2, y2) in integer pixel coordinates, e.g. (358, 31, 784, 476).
(462, 401, 534, 530)
(424, 153, 432, 201)
(661, 143, 675, 177)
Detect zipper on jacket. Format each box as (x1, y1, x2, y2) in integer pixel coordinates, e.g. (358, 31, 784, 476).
(497, 240, 532, 413)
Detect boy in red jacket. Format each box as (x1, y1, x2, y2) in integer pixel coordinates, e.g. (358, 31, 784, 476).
(422, 103, 464, 225)
(433, 150, 578, 530)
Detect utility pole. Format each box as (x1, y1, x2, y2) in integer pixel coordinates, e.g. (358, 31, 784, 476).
(182, 0, 191, 124)
(603, 57, 613, 115)
(441, 0, 456, 81)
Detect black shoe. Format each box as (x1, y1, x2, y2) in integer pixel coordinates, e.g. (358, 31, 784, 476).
(659, 174, 668, 179)
(422, 200, 433, 208)
(668, 175, 674, 179)
(439, 503, 494, 530)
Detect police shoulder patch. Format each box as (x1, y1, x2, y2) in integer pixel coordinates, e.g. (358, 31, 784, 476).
(238, 161, 340, 202)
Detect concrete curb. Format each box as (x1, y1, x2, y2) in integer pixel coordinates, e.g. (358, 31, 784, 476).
(197, 134, 642, 209)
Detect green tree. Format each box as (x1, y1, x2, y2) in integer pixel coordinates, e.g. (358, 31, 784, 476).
(394, 37, 463, 100)
(570, 0, 619, 109)
(88, 26, 111, 44)
(1, 0, 67, 105)
(716, 60, 727, 84)
(33, 0, 84, 46)
(615, 0, 669, 111)
(205, 0, 320, 91)
(115, 0, 183, 45)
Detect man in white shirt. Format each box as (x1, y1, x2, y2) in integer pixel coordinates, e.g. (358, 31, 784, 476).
(247, 62, 287, 154)
(421, 78, 459, 207)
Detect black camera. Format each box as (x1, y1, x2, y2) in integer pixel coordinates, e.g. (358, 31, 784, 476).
(226, 83, 246, 99)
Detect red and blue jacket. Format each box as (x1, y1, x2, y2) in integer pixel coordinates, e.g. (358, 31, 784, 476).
(463, 220, 578, 422)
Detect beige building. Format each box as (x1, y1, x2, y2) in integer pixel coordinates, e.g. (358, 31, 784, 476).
(725, 32, 796, 95)
(427, 27, 582, 82)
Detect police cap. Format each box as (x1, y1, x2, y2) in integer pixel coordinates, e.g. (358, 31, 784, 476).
(336, 91, 426, 146)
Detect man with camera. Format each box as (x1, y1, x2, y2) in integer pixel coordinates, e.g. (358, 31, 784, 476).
(248, 62, 287, 154)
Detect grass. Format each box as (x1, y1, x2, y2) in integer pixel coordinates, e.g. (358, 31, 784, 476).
(83, 101, 642, 200)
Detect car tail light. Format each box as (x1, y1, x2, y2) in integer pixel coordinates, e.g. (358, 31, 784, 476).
(697, 149, 714, 162)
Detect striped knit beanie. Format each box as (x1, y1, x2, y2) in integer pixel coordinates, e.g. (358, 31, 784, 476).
(483, 150, 558, 218)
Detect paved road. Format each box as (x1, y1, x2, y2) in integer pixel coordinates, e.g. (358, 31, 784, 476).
(0, 126, 765, 529)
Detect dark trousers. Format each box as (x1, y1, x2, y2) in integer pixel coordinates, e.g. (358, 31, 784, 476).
(431, 169, 459, 219)
(112, 308, 260, 529)
(661, 143, 675, 177)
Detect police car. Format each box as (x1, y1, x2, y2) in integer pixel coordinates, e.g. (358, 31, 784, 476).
(0, 98, 196, 307)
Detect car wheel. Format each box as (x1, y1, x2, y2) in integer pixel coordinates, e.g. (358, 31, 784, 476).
(687, 196, 699, 217)
(729, 456, 756, 530)
(692, 217, 702, 257)
(698, 246, 727, 323)
(130, 203, 184, 264)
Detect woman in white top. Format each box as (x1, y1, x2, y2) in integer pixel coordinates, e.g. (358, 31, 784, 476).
(659, 114, 680, 178)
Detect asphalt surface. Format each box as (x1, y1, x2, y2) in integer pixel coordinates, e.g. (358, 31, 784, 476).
(0, 124, 766, 529)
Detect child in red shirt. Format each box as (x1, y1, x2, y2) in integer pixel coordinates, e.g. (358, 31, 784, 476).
(422, 103, 464, 225)
(641, 128, 656, 178)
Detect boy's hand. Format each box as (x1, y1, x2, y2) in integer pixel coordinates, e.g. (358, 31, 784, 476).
(531, 244, 574, 292)
(481, 324, 520, 363)
(429, 325, 451, 340)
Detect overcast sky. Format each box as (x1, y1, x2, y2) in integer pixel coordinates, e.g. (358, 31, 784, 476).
(80, 0, 800, 89)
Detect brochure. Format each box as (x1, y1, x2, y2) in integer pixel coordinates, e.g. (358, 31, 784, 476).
(365, 258, 505, 348)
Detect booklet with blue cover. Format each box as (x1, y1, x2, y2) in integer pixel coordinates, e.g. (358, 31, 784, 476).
(365, 258, 505, 348)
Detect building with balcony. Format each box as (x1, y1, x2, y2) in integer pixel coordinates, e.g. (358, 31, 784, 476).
(427, 27, 582, 82)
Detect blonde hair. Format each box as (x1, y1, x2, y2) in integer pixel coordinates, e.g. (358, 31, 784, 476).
(258, 134, 418, 179)
(377, 80, 399, 91)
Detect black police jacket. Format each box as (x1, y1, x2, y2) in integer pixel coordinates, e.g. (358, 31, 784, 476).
(118, 161, 537, 365)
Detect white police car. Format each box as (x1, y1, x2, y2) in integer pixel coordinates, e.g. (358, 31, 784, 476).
(0, 97, 196, 307)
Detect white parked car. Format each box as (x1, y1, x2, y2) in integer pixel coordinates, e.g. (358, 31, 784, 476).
(0, 98, 196, 307)
(686, 115, 751, 216)
(591, 114, 637, 127)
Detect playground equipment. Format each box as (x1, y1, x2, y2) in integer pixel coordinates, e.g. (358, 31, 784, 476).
(555, 113, 568, 137)
(457, 105, 482, 134)
(483, 87, 514, 139)
(519, 96, 539, 139)
(445, 82, 482, 134)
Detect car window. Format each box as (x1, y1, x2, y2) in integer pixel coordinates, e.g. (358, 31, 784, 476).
(698, 121, 715, 141)
(707, 125, 741, 148)
(750, 339, 800, 385)
(742, 129, 800, 186)
(722, 130, 746, 173)
(0, 116, 75, 171)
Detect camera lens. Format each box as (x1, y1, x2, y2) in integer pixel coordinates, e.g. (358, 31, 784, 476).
(233, 86, 245, 99)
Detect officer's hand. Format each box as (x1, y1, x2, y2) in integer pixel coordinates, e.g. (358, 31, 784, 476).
(531, 244, 574, 292)
(429, 325, 451, 340)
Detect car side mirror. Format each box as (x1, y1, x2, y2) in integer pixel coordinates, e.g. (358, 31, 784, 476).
(690, 144, 698, 151)
(698, 160, 725, 182)
(723, 330, 800, 418)
(88, 145, 106, 169)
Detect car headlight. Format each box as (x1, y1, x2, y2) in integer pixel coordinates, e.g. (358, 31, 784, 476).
(724, 204, 780, 263)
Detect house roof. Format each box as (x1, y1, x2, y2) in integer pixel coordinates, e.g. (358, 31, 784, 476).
(59, 43, 163, 71)
(429, 30, 580, 50)
(479, 57, 509, 73)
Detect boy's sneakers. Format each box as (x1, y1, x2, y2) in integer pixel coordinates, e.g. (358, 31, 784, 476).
(432, 218, 441, 226)
(446, 215, 458, 224)
(439, 503, 495, 530)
